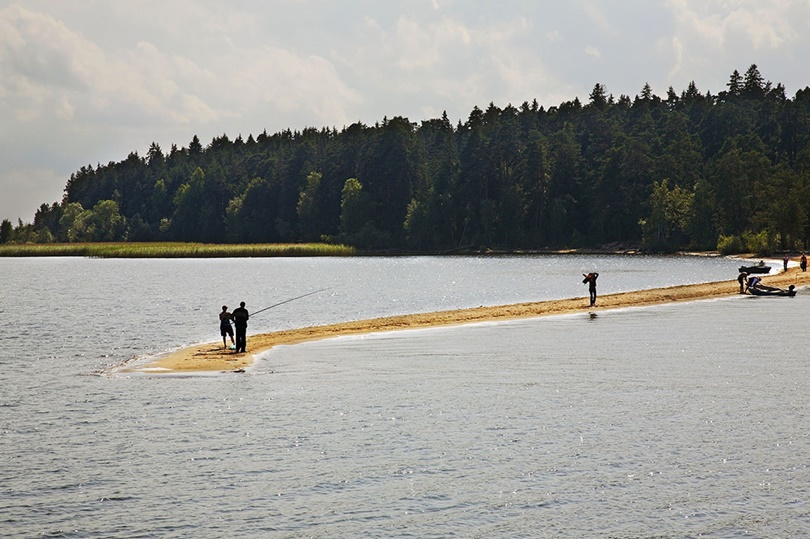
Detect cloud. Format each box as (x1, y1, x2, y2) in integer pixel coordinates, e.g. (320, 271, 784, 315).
(577, 0, 613, 33)
(658, 0, 809, 95)
(2, 3, 365, 131)
(665, 0, 803, 50)
(723, 1, 799, 49)
(667, 36, 685, 80)
(391, 16, 472, 71)
(231, 46, 362, 129)
(0, 6, 84, 120)
(343, 10, 571, 121)
(0, 5, 213, 128)
(0, 3, 367, 220)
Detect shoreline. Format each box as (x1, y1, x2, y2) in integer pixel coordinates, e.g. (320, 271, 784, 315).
(124, 266, 810, 374)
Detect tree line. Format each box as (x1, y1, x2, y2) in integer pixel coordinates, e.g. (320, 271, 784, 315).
(3, 64, 809, 254)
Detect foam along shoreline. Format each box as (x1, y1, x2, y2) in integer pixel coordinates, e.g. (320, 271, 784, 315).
(125, 267, 810, 374)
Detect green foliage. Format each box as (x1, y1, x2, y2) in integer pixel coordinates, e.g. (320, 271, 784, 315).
(404, 196, 440, 249)
(717, 230, 778, 256)
(297, 171, 324, 241)
(7, 64, 810, 253)
(67, 200, 126, 242)
(640, 179, 694, 250)
(742, 230, 776, 256)
(0, 219, 12, 243)
(336, 178, 390, 249)
(171, 167, 217, 241)
(717, 234, 745, 255)
(339, 178, 373, 240)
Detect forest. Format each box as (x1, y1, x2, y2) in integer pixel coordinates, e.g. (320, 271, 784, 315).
(3, 64, 809, 254)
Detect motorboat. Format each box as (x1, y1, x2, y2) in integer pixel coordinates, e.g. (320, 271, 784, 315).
(738, 264, 771, 274)
(748, 284, 796, 297)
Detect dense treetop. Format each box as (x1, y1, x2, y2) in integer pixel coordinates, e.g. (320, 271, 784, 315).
(3, 64, 809, 254)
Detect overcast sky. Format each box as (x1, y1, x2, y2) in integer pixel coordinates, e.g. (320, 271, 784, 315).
(2, 0, 809, 223)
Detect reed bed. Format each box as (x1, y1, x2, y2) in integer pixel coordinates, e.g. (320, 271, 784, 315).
(0, 242, 355, 258)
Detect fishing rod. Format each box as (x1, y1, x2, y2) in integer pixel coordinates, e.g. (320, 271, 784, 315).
(250, 286, 333, 317)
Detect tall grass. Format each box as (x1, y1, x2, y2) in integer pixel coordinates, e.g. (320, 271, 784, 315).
(0, 242, 356, 258)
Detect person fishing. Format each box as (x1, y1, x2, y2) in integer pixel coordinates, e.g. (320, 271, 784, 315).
(232, 301, 249, 353)
(582, 272, 599, 307)
(219, 305, 236, 349)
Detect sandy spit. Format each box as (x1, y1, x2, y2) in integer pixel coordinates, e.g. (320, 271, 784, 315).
(125, 266, 809, 374)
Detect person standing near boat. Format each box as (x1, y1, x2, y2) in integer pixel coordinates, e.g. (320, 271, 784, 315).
(582, 272, 599, 307)
(783, 254, 789, 272)
(737, 271, 748, 294)
(232, 301, 249, 353)
(219, 305, 236, 349)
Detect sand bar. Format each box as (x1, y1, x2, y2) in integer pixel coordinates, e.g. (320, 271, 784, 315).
(126, 266, 809, 374)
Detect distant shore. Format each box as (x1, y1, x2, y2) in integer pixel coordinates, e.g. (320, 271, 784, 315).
(0, 241, 639, 258)
(0, 242, 355, 257)
(2, 241, 805, 260)
(125, 265, 810, 374)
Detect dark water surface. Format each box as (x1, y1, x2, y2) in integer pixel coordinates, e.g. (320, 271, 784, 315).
(2, 255, 807, 538)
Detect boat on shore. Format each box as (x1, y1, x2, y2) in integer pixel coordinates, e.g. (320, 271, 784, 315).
(748, 284, 796, 297)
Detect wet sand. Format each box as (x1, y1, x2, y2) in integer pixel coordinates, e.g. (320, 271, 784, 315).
(127, 266, 809, 374)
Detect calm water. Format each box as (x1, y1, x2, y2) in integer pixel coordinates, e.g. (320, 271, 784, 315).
(1, 255, 808, 538)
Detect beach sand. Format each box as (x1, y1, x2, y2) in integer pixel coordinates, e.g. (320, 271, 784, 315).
(127, 265, 810, 374)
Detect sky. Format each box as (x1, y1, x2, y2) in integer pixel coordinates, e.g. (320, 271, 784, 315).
(2, 1, 809, 224)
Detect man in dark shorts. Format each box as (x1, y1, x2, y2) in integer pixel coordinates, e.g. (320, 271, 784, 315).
(219, 305, 235, 349)
(232, 301, 249, 353)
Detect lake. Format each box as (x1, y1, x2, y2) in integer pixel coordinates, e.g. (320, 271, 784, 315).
(1, 254, 808, 538)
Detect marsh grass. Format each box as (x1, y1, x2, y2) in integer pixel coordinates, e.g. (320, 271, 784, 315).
(0, 242, 355, 258)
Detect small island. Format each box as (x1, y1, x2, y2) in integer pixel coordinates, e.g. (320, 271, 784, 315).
(124, 266, 809, 374)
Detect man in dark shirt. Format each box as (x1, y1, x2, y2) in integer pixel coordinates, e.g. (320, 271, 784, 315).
(232, 301, 249, 353)
(582, 272, 599, 307)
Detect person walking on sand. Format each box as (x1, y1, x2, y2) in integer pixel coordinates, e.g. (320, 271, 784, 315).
(801, 253, 807, 272)
(219, 305, 236, 349)
(582, 272, 599, 307)
(232, 301, 249, 353)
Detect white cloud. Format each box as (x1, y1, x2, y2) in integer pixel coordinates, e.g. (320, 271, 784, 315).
(577, 0, 613, 33)
(658, 0, 809, 94)
(667, 36, 685, 80)
(0, 5, 215, 128)
(392, 16, 472, 71)
(665, 0, 725, 48)
(666, 0, 803, 50)
(724, 2, 798, 49)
